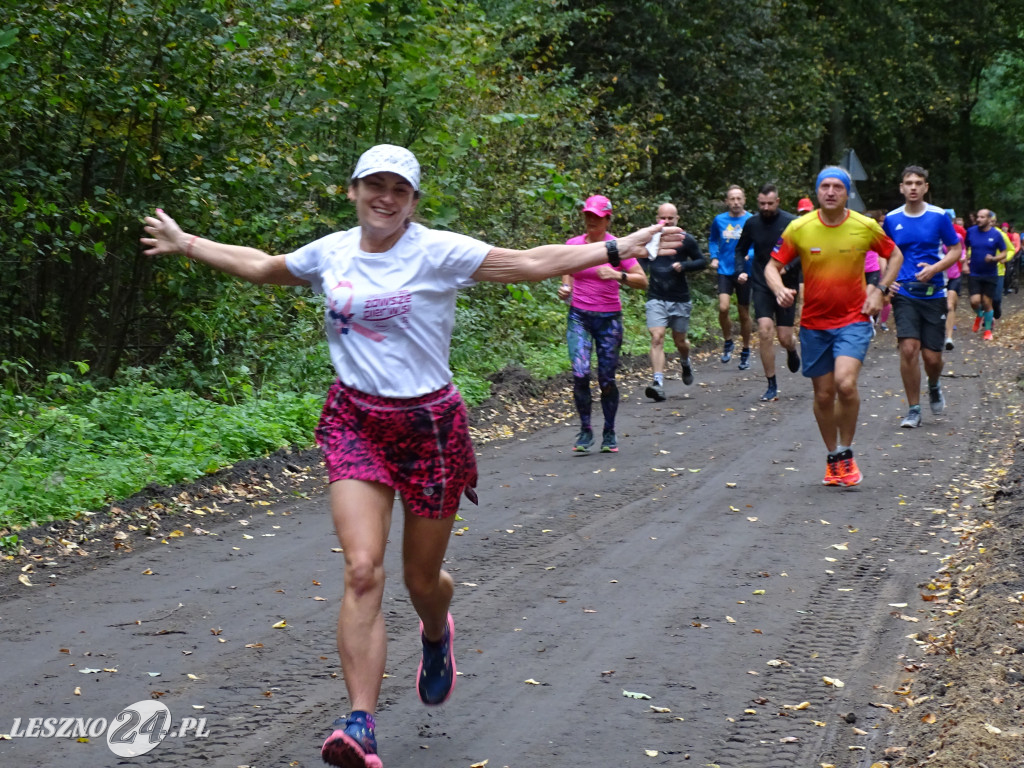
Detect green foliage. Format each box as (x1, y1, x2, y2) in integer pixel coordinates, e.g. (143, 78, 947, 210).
(0, 376, 321, 528)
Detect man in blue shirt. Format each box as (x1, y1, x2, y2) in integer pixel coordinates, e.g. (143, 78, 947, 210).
(965, 209, 1007, 341)
(708, 185, 753, 368)
(883, 165, 961, 428)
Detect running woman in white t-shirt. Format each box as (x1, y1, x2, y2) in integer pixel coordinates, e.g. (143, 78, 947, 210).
(141, 144, 680, 768)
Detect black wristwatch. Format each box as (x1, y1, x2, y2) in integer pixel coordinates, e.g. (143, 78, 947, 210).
(619, 270, 628, 284)
(605, 239, 621, 267)
(878, 283, 891, 296)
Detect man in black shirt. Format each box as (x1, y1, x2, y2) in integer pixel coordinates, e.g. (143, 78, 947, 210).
(736, 184, 802, 402)
(640, 202, 709, 401)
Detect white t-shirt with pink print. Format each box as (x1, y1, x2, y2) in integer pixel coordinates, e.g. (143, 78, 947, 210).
(285, 223, 491, 398)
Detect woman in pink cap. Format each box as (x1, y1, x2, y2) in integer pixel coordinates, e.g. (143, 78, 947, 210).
(558, 195, 648, 453)
(141, 146, 676, 768)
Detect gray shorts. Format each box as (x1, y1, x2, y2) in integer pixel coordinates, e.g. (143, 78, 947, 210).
(646, 299, 692, 334)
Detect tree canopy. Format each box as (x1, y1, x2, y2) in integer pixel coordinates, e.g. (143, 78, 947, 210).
(2, 0, 1023, 385)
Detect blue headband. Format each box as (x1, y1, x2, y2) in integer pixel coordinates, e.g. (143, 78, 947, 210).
(816, 167, 851, 193)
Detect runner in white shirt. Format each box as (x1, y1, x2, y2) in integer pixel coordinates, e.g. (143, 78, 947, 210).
(141, 144, 680, 768)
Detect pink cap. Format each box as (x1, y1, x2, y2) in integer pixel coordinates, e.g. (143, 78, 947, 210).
(797, 197, 814, 213)
(582, 195, 613, 217)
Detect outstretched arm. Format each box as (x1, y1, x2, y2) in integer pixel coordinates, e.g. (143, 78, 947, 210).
(472, 224, 682, 284)
(140, 209, 307, 286)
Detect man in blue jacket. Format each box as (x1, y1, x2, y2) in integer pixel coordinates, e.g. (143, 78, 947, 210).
(709, 185, 753, 368)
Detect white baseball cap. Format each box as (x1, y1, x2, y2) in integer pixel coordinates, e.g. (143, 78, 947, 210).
(350, 144, 421, 191)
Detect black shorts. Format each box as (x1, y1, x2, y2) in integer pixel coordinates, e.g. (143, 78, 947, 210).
(891, 294, 946, 351)
(717, 274, 751, 305)
(865, 270, 880, 287)
(752, 288, 796, 327)
(969, 276, 998, 300)
(946, 276, 962, 294)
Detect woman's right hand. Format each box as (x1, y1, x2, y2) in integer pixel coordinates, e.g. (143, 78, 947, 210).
(557, 283, 572, 301)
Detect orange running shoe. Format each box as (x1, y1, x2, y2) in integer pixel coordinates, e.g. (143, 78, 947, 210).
(973, 315, 983, 333)
(983, 329, 994, 341)
(832, 449, 862, 487)
(822, 456, 842, 486)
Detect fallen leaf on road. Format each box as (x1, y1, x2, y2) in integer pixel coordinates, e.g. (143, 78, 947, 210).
(524, 679, 542, 685)
(470, 760, 488, 768)
(782, 702, 811, 710)
(650, 706, 671, 713)
(985, 723, 1002, 734)
(823, 676, 845, 688)
(830, 543, 849, 551)
(780, 736, 799, 743)
(18, 574, 32, 586)
(623, 690, 652, 699)
(871, 702, 900, 713)
(726, 616, 736, 623)
(272, 620, 287, 629)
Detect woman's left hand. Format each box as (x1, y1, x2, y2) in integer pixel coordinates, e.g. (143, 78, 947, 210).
(595, 265, 622, 281)
(619, 224, 683, 259)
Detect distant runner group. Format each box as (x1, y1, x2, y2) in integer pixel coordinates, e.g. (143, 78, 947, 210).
(562, 164, 1019, 488)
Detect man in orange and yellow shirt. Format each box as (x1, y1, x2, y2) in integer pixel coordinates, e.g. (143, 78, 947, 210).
(766, 166, 903, 487)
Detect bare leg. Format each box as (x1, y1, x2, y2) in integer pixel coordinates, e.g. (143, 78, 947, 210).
(811, 371, 839, 453)
(899, 337, 922, 408)
(331, 480, 394, 714)
(757, 317, 776, 377)
(922, 348, 943, 386)
(671, 329, 690, 361)
(402, 507, 457, 643)
(833, 356, 863, 447)
(738, 303, 753, 349)
(717, 294, 732, 341)
(648, 326, 667, 377)
(810, 356, 862, 452)
(945, 291, 957, 340)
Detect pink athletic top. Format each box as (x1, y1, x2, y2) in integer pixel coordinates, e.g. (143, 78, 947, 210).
(565, 233, 638, 312)
(864, 249, 881, 273)
(945, 232, 965, 279)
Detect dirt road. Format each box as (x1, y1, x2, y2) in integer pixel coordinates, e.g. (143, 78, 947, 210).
(1, 301, 1019, 768)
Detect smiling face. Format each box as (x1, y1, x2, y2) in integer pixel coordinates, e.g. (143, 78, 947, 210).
(816, 177, 849, 214)
(348, 172, 419, 250)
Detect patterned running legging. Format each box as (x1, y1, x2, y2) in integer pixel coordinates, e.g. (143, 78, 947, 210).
(567, 307, 623, 430)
